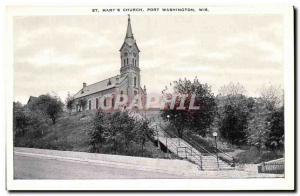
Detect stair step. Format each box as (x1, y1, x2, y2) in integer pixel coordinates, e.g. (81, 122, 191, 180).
(151, 121, 235, 171)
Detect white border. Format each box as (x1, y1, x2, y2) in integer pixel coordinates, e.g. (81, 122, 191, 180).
(5, 5, 294, 191)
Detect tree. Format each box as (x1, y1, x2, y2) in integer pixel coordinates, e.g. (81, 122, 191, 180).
(28, 94, 64, 124)
(267, 106, 284, 150)
(246, 100, 270, 150)
(218, 82, 246, 96)
(161, 78, 216, 137)
(13, 102, 28, 137)
(259, 85, 283, 110)
(89, 110, 154, 156)
(13, 102, 48, 146)
(65, 93, 75, 114)
(89, 110, 106, 153)
(134, 119, 154, 155)
(246, 85, 284, 151)
(216, 83, 254, 145)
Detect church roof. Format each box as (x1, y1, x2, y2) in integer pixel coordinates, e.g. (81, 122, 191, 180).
(74, 75, 121, 99)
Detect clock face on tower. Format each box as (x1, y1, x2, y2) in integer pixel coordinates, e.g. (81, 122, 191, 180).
(124, 52, 128, 57)
(133, 53, 137, 57)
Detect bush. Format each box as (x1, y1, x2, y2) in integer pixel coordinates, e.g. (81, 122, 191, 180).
(13, 103, 49, 146)
(89, 110, 155, 157)
(28, 94, 64, 124)
(234, 146, 283, 164)
(235, 146, 260, 164)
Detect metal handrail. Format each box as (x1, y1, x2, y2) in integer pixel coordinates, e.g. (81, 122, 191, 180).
(181, 134, 216, 157)
(181, 133, 235, 165)
(177, 146, 203, 170)
(158, 123, 212, 161)
(159, 122, 235, 166)
(216, 148, 235, 162)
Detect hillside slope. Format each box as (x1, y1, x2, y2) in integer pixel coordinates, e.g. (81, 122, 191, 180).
(15, 110, 166, 158)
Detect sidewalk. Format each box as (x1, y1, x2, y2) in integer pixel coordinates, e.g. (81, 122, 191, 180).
(14, 147, 199, 177)
(14, 147, 284, 178)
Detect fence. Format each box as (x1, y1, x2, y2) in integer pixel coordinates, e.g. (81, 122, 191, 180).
(258, 160, 284, 174)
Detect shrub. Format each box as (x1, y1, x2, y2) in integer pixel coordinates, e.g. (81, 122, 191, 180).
(13, 102, 49, 146)
(235, 146, 261, 164)
(234, 146, 283, 164)
(89, 110, 154, 157)
(28, 94, 64, 124)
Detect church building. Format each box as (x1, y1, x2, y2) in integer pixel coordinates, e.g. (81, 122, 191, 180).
(73, 15, 146, 112)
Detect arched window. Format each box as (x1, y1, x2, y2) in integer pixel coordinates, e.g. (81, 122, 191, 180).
(96, 98, 99, 109)
(132, 58, 134, 65)
(88, 100, 91, 110)
(104, 98, 107, 107)
(112, 97, 115, 108)
(127, 58, 128, 65)
(124, 59, 126, 66)
(134, 77, 137, 87)
(120, 90, 124, 102)
(135, 59, 136, 66)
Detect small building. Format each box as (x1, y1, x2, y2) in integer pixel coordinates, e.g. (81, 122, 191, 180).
(27, 96, 38, 106)
(73, 15, 146, 112)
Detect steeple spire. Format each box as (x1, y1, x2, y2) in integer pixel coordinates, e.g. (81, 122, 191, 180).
(125, 14, 134, 39)
(119, 14, 140, 52)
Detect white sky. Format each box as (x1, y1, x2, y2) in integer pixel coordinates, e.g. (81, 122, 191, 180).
(13, 14, 283, 104)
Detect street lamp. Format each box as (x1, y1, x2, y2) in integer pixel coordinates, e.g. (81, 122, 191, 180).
(167, 115, 170, 122)
(213, 131, 219, 169)
(174, 114, 180, 146)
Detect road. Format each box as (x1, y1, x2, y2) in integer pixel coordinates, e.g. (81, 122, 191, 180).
(14, 153, 187, 179)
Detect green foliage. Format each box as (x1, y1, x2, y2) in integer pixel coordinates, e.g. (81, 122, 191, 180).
(89, 110, 154, 157)
(65, 93, 75, 113)
(161, 78, 216, 137)
(28, 94, 64, 124)
(216, 95, 254, 145)
(246, 101, 284, 151)
(246, 100, 270, 150)
(78, 99, 87, 111)
(13, 102, 29, 137)
(13, 102, 49, 145)
(235, 146, 283, 164)
(266, 106, 284, 149)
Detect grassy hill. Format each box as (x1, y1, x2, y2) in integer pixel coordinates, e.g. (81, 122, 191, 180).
(15, 111, 93, 151)
(15, 110, 166, 158)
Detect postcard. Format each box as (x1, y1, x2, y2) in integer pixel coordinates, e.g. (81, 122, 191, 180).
(5, 5, 295, 191)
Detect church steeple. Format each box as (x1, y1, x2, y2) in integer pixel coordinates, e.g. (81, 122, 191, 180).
(119, 15, 141, 99)
(120, 15, 140, 69)
(120, 15, 140, 52)
(125, 14, 134, 39)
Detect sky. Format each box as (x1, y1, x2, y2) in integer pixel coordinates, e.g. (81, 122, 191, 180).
(13, 14, 283, 104)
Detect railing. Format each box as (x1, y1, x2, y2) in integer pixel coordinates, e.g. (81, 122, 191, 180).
(181, 134, 216, 157)
(215, 148, 235, 166)
(176, 146, 203, 170)
(258, 159, 284, 174)
(183, 133, 235, 167)
(158, 122, 235, 167)
(258, 162, 284, 174)
(176, 146, 190, 158)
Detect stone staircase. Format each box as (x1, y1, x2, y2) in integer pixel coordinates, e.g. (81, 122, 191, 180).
(155, 128, 234, 170)
(134, 111, 235, 171)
